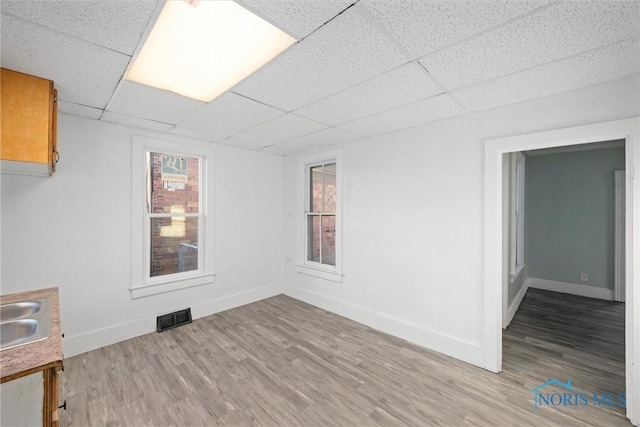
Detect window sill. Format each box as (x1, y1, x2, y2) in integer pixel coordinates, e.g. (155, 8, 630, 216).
(296, 264, 343, 283)
(510, 264, 525, 284)
(130, 273, 215, 299)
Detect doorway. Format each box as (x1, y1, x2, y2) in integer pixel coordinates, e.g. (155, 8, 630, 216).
(501, 140, 627, 420)
(503, 141, 625, 326)
(483, 117, 640, 425)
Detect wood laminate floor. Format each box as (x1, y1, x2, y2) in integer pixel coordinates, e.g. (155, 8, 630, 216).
(60, 289, 629, 426)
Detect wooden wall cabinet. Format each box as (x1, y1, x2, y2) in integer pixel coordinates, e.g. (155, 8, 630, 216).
(1, 68, 58, 176)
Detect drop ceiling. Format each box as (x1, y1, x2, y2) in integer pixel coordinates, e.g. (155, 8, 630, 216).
(1, 0, 639, 155)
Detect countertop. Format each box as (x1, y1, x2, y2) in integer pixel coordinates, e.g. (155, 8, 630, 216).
(0, 287, 63, 382)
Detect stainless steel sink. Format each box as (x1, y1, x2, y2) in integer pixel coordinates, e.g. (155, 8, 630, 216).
(1, 319, 39, 347)
(0, 297, 51, 351)
(0, 301, 41, 322)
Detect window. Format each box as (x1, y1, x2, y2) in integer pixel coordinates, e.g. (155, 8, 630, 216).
(147, 153, 201, 277)
(510, 152, 525, 278)
(131, 136, 214, 298)
(297, 149, 342, 282)
(307, 163, 336, 266)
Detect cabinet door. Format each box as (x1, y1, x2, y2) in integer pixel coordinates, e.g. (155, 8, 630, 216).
(0, 372, 44, 426)
(1, 68, 54, 166)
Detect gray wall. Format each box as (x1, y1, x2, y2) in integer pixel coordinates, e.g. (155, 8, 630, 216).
(525, 146, 625, 289)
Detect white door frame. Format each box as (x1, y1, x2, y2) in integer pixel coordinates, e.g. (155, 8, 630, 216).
(483, 117, 640, 425)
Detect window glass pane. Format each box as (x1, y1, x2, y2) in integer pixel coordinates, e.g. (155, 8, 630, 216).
(151, 216, 199, 277)
(147, 152, 200, 214)
(310, 165, 323, 212)
(321, 215, 336, 266)
(307, 215, 320, 262)
(324, 163, 336, 213)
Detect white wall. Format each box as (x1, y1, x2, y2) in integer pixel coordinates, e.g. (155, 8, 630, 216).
(282, 75, 640, 367)
(0, 114, 284, 356)
(2, 76, 638, 364)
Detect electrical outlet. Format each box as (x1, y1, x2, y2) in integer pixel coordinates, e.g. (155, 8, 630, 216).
(580, 273, 588, 282)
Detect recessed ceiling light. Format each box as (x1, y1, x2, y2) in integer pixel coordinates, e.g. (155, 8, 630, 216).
(127, 0, 296, 102)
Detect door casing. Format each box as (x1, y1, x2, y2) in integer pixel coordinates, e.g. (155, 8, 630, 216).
(483, 117, 640, 425)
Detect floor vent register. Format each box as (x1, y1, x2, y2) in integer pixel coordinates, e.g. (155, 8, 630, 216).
(156, 308, 192, 332)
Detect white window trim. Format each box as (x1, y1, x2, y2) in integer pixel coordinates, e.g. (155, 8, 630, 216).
(296, 148, 343, 282)
(509, 152, 526, 281)
(131, 135, 215, 299)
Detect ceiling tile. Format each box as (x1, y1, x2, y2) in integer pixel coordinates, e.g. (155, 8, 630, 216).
(421, 0, 640, 90)
(238, 0, 353, 39)
(178, 92, 285, 140)
(269, 127, 359, 153)
(226, 113, 327, 149)
(2, 0, 157, 55)
(232, 5, 408, 111)
(294, 62, 443, 126)
(336, 94, 465, 137)
(107, 81, 205, 125)
(101, 111, 174, 132)
(1, 13, 130, 109)
(168, 127, 223, 144)
(453, 38, 640, 112)
(57, 100, 103, 120)
(362, 0, 553, 59)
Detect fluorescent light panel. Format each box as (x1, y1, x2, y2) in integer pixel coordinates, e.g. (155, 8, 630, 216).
(127, 0, 296, 102)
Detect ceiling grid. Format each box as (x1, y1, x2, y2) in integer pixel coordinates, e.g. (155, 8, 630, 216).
(1, 0, 638, 154)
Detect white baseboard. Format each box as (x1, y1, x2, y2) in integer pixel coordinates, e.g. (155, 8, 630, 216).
(63, 283, 283, 357)
(505, 280, 529, 328)
(283, 285, 483, 368)
(65, 282, 485, 367)
(528, 278, 614, 301)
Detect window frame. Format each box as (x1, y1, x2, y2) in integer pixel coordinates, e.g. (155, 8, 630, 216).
(296, 149, 343, 282)
(510, 152, 526, 278)
(306, 162, 337, 266)
(131, 135, 215, 298)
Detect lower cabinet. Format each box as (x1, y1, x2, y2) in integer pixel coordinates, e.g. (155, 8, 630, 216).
(0, 366, 61, 427)
(0, 372, 43, 426)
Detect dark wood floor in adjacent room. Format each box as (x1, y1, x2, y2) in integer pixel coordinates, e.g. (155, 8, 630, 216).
(61, 289, 629, 426)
